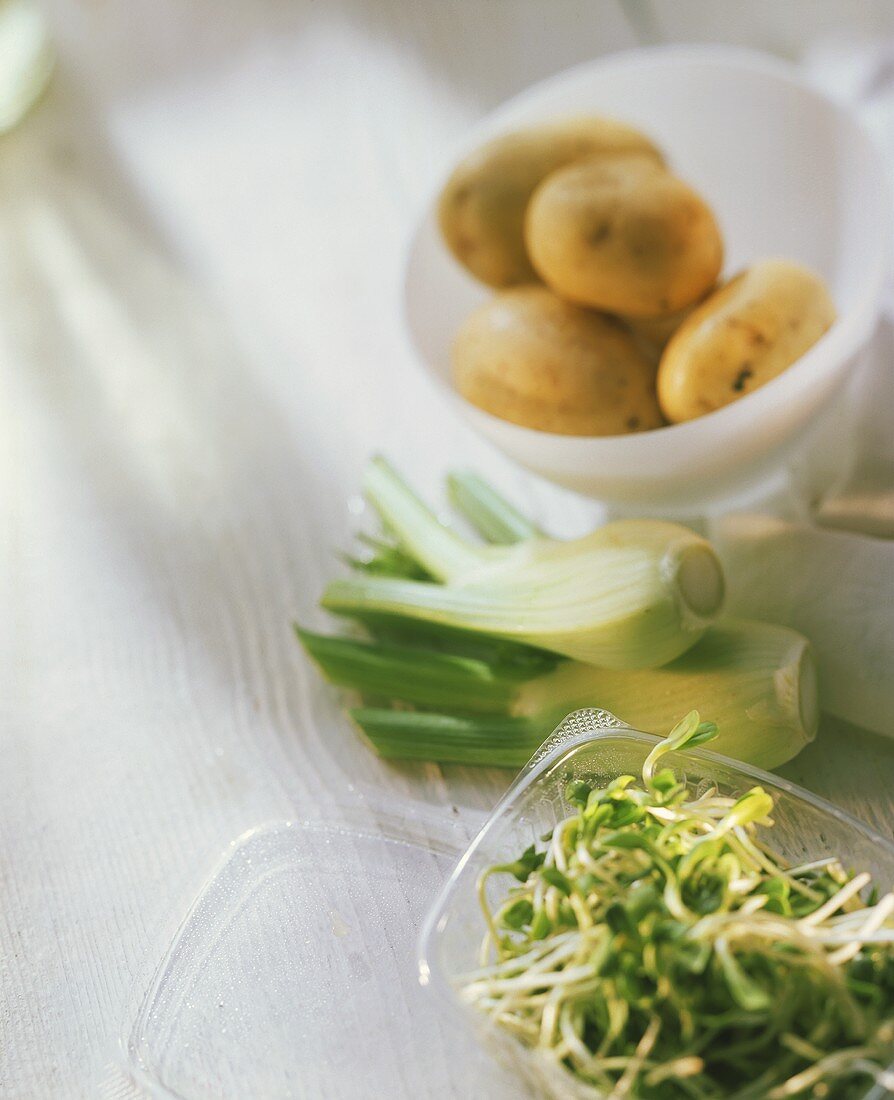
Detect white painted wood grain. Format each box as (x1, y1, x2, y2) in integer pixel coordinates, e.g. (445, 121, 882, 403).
(2, 2, 894, 1097)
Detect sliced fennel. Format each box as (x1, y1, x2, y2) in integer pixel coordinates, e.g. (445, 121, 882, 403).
(446, 470, 541, 545)
(298, 619, 817, 770)
(713, 514, 894, 738)
(322, 457, 724, 669)
(300, 468, 815, 771)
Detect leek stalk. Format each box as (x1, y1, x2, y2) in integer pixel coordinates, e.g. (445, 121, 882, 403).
(322, 458, 725, 669)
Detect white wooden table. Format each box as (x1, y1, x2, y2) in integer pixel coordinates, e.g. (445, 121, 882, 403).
(4, 3, 894, 1096)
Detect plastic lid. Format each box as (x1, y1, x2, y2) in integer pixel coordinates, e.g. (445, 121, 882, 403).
(123, 820, 519, 1098)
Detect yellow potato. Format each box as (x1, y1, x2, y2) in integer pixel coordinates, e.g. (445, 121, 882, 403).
(624, 290, 716, 359)
(525, 157, 723, 317)
(453, 286, 664, 436)
(437, 117, 664, 288)
(657, 260, 836, 423)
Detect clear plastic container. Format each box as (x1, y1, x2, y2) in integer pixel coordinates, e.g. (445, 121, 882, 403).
(419, 709, 894, 1100)
(121, 819, 520, 1099)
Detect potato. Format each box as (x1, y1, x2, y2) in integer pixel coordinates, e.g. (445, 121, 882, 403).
(623, 289, 716, 359)
(525, 157, 723, 317)
(657, 259, 837, 423)
(437, 117, 664, 288)
(453, 286, 664, 436)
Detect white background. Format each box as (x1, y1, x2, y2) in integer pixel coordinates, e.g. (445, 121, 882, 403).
(3, 2, 894, 1096)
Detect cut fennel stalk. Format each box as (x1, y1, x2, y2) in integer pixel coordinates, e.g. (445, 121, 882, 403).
(300, 468, 815, 769)
(446, 470, 541, 545)
(298, 619, 817, 770)
(321, 457, 724, 669)
(713, 513, 894, 740)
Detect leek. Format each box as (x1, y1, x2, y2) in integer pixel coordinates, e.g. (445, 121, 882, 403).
(298, 619, 817, 769)
(322, 457, 724, 669)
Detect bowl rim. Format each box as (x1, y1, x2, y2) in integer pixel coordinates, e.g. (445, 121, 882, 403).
(419, 711, 894, 1020)
(402, 43, 892, 451)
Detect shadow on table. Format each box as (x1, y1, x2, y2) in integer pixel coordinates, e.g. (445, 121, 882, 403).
(2, 66, 512, 823)
(2, 69, 338, 790)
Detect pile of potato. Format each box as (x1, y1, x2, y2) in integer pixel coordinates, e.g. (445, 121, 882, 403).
(439, 116, 836, 436)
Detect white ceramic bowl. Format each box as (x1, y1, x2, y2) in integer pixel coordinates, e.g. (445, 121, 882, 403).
(404, 46, 890, 510)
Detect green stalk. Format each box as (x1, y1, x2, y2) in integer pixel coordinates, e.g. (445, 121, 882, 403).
(296, 620, 818, 770)
(318, 611, 560, 671)
(342, 532, 433, 580)
(350, 709, 543, 767)
(296, 625, 525, 713)
(332, 458, 726, 670)
(446, 471, 541, 544)
(362, 456, 490, 582)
